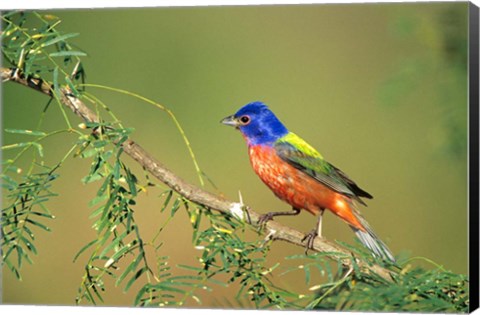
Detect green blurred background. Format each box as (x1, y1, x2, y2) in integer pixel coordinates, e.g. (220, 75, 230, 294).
(2, 2, 469, 307)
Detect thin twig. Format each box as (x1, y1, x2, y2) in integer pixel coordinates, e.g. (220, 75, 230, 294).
(0, 67, 395, 282)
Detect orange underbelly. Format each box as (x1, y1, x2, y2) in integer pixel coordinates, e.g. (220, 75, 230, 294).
(248, 145, 363, 230)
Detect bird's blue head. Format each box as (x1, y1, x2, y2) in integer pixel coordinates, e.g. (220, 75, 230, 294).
(221, 101, 288, 146)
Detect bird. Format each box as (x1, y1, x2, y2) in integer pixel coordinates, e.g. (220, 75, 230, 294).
(220, 101, 395, 262)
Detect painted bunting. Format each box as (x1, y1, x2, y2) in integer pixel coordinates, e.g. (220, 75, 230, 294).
(221, 101, 395, 262)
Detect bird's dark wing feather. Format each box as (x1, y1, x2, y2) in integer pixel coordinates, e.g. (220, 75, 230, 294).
(274, 138, 372, 205)
(329, 164, 373, 200)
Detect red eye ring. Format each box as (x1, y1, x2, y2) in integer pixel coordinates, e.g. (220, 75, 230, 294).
(239, 115, 250, 125)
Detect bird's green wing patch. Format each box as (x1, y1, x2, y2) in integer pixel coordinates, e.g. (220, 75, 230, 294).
(274, 133, 372, 203)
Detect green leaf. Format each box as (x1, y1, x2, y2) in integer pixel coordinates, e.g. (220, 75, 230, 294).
(105, 240, 138, 268)
(90, 282, 105, 303)
(53, 66, 60, 96)
(4, 129, 47, 136)
(4, 258, 21, 280)
(19, 234, 37, 255)
(82, 173, 103, 184)
(167, 275, 204, 282)
(80, 149, 98, 159)
(158, 272, 172, 279)
(25, 218, 51, 231)
(206, 277, 228, 287)
(92, 140, 109, 148)
(30, 211, 55, 219)
(124, 267, 147, 292)
(64, 75, 80, 97)
(73, 239, 98, 262)
(304, 265, 311, 285)
(22, 225, 35, 240)
(96, 229, 113, 249)
(88, 194, 109, 207)
(176, 264, 204, 272)
(118, 254, 143, 289)
(96, 174, 112, 198)
(101, 150, 113, 161)
(3, 245, 17, 263)
(99, 230, 129, 259)
(170, 198, 181, 217)
(16, 245, 25, 268)
(160, 190, 173, 213)
(2, 142, 32, 150)
(191, 209, 202, 242)
(124, 166, 137, 196)
(41, 32, 79, 47)
(49, 51, 87, 57)
(1, 174, 18, 188)
(134, 284, 150, 306)
(323, 260, 334, 282)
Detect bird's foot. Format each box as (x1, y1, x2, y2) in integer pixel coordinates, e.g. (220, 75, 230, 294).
(257, 212, 275, 227)
(258, 208, 301, 227)
(301, 229, 318, 255)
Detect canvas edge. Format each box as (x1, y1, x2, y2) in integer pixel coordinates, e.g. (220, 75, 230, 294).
(468, 1, 480, 313)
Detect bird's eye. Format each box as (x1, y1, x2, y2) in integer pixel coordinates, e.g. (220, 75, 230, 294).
(239, 115, 250, 125)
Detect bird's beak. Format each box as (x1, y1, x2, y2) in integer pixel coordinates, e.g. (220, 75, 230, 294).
(220, 115, 240, 127)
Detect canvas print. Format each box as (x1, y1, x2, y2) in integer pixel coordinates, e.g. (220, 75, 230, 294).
(1, 2, 478, 312)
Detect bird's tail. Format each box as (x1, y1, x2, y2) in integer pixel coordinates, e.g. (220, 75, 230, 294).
(350, 208, 395, 263)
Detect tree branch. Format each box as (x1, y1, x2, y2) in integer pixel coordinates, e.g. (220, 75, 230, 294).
(1, 67, 394, 282)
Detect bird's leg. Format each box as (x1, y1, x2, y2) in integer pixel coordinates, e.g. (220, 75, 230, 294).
(302, 209, 325, 255)
(317, 208, 325, 238)
(257, 207, 301, 226)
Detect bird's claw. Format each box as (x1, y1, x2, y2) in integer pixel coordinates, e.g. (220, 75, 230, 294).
(257, 212, 275, 228)
(301, 229, 318, 255)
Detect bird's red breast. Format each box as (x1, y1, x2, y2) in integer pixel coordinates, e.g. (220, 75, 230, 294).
(248, 144, 365, 231)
